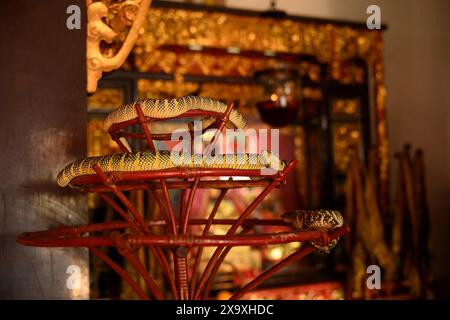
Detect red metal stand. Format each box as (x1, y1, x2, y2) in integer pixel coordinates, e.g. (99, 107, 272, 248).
(17, 102, 349, 299)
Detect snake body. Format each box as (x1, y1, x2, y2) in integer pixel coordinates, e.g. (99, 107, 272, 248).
(57, 151, 285, 187)
(282, 210, 344, 253)
(103, 96, 246, 132)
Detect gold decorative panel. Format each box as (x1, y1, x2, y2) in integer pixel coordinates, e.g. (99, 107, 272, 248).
(137, 79, 200, 99)
(87, 117, 122, 157)
(294, 126, 307, 206)
(333, 123, 361, 172)
(331, 98, 360, 118)
(87, 88, 124, 111)
(137, 8, 377, 61)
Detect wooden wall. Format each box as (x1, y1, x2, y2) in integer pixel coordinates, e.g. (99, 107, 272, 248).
(0, 0, 88, 298)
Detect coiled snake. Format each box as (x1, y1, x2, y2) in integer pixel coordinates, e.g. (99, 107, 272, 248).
(57, 151, 285, 187)
(282, 210, 344, 253)
(103, 96, 246, 132)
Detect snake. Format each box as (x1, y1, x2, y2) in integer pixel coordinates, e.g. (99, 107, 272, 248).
(103, 96, 246, 132)
(282, 209, 344, 253)
(57, 150, 286, 187)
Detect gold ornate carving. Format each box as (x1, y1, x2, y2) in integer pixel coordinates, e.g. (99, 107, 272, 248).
(137, 79, 199, 99)
(86, 0, 152, 93)
(134, 8, 377, 68)
(115, 4, 386, 197)
(333, 123, 361, 172)
(374, 33, 389, 213)
(294, 126, 307, 207)
(137, 78, 321, 120)
(87, 87, 124, 111)
(331, 98, 360, 117)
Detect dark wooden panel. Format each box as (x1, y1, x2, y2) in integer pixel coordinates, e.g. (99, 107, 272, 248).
(0, 0, 88, 298)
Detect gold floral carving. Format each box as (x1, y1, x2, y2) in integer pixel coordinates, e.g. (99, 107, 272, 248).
(333, 123, 361, 172)
(137, 79, 321, 119)
(331, 98, 360, 117)
(134, 8, 377, 72)
(87, 87, 124, 111)
(86, 0, 152, 93)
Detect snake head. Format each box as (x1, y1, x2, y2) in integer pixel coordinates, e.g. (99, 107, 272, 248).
(282, 209, 344, 230)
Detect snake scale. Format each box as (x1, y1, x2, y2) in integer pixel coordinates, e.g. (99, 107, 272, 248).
(282, 210, 344, 253)
(57, 151, 285, 187)
(103, 96, 246, 132)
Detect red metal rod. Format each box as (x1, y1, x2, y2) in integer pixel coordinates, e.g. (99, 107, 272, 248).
(148, 187, 173, 234)
(17, 228, 344, 248)
(200, 228, 250, 299)
(135, 103, 156, 152)
(74, 179, 272, 193)
(71, 167, 278, 187)
(160, 178, 178, 235)
(113, 233, 164, 300)
(190, 187, 229, 298)
(98, 193, 141, 233)
(18, 218, 290, 239)
(181, 178, 200, 235)
(194, 161, 297, 299)
(174, 247, 189, 300)
(229, 226, 350, 300)
(90, 247, 150, 300)
(232, 246, 314, 300)
(152, 246, 179, 300)
(116, 122, 225, 141)
(204, 102, 234, 156)
(179, 189, 187, 234)
(108, 110, 231, 140)
(93, 165, 150, 234)
(201, 227, 252, 299)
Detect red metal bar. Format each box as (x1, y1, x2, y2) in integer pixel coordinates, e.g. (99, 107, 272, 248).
(232, 246, 314, 300)
(152, 246, 179, 300)
(17, 228, 345, 248)
(190, 187, 229, 298)
(97, 193, 141, 233)
(93, 165, 150, 234)
(230, 226, 350, 300)
(135, 103, 156, 152)
(179, 188, 187, 234)
(194, 160, 297, 299)
(201, 227, 252, 299)
(148, 187, 173, 234)
(96, 168, 176, 298)
(174, 246, 189, 300)
(181, 178, 200, 235)
(160, 178, 177, 235)
(113, 233, 164, 300)
(17, 218, 290, 240)
(73, 179, 272, 193)
(204, 102, 234, 156)
(71, 167, 277, 187)
(90, 247, 150, 300)
(108, 110, 231, 139)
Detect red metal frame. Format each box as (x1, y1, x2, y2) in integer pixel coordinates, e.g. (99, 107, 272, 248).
(17, 103, 350, 300)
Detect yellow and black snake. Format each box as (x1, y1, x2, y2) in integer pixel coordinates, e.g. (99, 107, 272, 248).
(57, 151, 285, 187)
(282, 209, 344, 253)
(103, 96, 246, 132)
(57, 95, 344, 251)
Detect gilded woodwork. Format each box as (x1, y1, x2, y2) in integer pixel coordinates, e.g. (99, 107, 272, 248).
(86, 0, 152, 93)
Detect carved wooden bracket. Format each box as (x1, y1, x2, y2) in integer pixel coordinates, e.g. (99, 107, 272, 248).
(86, 0, 152, 93)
